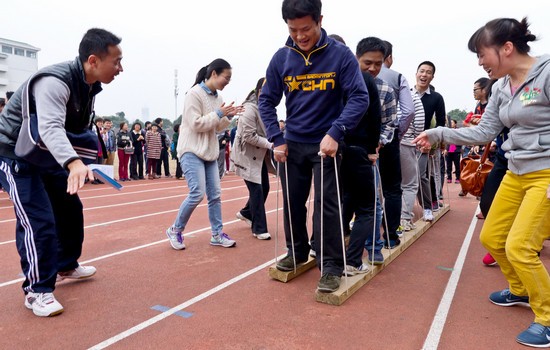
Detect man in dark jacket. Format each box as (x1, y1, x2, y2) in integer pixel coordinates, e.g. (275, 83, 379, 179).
(0, 28, 123, 317)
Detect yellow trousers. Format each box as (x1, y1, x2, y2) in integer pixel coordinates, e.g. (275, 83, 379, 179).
(480, 169, 550, 325)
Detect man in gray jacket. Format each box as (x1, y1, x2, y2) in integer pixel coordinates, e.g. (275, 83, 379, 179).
(0, 28, 123, 317)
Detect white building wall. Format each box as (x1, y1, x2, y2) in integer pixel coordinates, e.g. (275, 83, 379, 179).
(0, 38, 40, 97)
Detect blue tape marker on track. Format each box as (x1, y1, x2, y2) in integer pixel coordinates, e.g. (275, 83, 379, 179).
(151, 305, 193, 318)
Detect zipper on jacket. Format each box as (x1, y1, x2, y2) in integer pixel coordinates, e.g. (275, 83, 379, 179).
(287, 43, 328, 66)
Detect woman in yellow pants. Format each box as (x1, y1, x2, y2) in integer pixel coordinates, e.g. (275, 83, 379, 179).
(414, 17, 550, 348)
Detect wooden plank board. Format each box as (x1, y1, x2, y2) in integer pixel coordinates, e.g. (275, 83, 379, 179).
(315, 204, 450, 306)
(268, 256, 317, 283)
(269, 235, 351, 283)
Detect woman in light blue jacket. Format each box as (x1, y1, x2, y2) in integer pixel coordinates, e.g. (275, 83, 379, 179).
(414, 17, 550, 347)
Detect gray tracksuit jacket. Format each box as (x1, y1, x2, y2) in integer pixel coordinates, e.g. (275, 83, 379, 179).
(426, 54, 550, 175)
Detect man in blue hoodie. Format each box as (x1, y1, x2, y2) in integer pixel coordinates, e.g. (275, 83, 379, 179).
(259, 0, 369, 293)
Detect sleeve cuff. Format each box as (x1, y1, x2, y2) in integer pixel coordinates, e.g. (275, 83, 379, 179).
(327, 126, 344, 142)
(63, 156, 81, 170)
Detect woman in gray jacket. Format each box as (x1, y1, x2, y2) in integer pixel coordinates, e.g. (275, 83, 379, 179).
(415, 17, 550, 348)
(232, 78, 276, 240)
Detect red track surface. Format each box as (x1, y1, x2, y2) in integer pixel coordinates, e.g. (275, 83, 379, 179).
(0, 174, 548, 349)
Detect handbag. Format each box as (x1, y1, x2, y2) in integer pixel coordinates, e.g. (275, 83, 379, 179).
(124, 145, 135, 155)
(459, 143, 494, 197)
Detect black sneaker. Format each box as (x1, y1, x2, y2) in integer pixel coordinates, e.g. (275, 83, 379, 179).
(383, 238, 401, 249)
(276, 255, 307, 272)
(317, 273, 341, 293)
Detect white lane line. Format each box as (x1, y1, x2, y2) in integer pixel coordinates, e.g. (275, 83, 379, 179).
(88, 254, 285, 350)
(0, 194, 252, 242)
(422, 211, 480, 350)
(0, 180, 278, 223)
(0, 206, 282, 288)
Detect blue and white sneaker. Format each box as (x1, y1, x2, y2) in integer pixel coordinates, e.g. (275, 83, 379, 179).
(489, 288, 529, 307)
(166, 227, 185, 250)
(516, 322, 550, 348)
(210, 232, 236, 248)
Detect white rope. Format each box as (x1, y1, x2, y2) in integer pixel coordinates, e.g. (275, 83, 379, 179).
(418, 152, 431, 215)
(318, 152, 348, 291)
(415, 149, 424, 214)
(432, 152, 443, 204)
(333, 155, 349, 293)
(430, 153, 441, 212)
(375, 164, 392, 252)
(319, 154, 324, 277)
(283, 160, 298, 274)
(443, 154, 452, 209)
(275, 161, 281, 262)
(308, 170, 314, 255)
(369, 163, 377, 274)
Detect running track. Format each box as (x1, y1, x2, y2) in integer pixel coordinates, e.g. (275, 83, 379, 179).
(0, 174, 547, 349)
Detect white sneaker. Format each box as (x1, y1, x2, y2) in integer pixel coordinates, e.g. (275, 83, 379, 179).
(57, 265, 96, 281)
(343, 263, 370, 276)
(165, 227, 186, 250)
(309, 249, 317, 258)
(210, 232, 236, 248)
(253, 232, 271, 240)
(25, 292, 64, 317)
(400, 219, 416, 231)
(236, 212, 252, 227)
(424, 209, 434, 222)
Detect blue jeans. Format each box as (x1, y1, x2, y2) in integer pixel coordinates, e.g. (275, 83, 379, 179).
(368, 161, 384, 252)
(173, 153, 223, 235)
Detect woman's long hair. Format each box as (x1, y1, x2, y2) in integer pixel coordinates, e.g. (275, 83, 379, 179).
(243, 77, 266, 103)
(192, 58, 231, 87)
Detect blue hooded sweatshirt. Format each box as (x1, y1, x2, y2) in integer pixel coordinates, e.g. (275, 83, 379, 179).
(259, 28, 369, 147)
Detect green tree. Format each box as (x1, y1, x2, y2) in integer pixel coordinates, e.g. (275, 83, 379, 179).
(99, 111, 128, 130)
(162, 118, 173, 130)
(448, 109, 468, 126)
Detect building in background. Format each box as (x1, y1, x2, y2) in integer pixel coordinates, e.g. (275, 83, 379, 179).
(0, 38, 40, 96)
(141, 107, 150, 121)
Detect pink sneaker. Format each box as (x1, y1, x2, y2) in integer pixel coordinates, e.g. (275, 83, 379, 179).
(482, 253, 497, 266)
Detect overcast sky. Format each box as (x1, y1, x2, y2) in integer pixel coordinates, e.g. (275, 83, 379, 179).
(3, 0, 550, 122)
